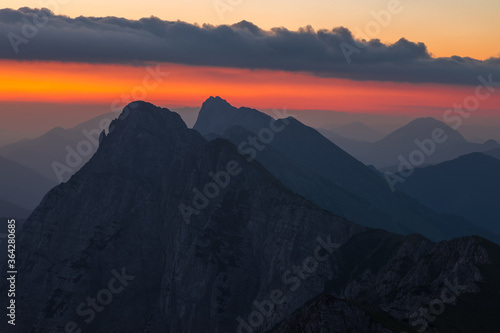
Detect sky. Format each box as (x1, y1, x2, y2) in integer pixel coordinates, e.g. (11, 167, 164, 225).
(3, 0, 500, 59)
(0, 1, 499, 138)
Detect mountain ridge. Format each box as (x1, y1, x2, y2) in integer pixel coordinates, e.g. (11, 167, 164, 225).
(194, 97, 499, 243)
(4, 100, 500, 333)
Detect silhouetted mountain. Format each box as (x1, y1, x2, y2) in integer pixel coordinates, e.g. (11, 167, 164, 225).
(483, 147, 500, 160)
(339, 117, 499, 169)
(460, 124, 500, 142)
(315, 128, 368, 154)
(326, 121, 384, 142)
(0, 126, 33, 147)
(0, 113, 115, 182)
(0, 109, 199, 183)
(194, 97, 498, 243)
(211, 125, 395, 231)
(170, 106, 200, 128)
(396, 152, 500, 234)
(4, 101, 500, 333)
(0, 156, 55, 211)
(0, 199, 31, 219)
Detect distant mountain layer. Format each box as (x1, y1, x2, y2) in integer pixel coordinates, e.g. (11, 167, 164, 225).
(0, 156, 55, 211)
(4, 101, 500, 333)
(483, 147, 500, 160)
(325, 121, 384, 142)
(0, 113, 115, 183)
(194, 97, 498, 243)
(319, 117, 499, 169)
(0, 200, 31, 219)
(396, 152, 500, 234)
(0, 108, 199, 183)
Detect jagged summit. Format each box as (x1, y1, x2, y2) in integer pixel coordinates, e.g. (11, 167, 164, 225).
(96, 101, 193, 151)
(202, 96, 231, 107)
(111, 101, 187, 130)
(194, 96, 273, 135)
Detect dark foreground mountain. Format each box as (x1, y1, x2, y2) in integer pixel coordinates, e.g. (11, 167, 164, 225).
(396, 152, 500, 235)
(4, 101, 500, 333)
(194, 97, 498, 243)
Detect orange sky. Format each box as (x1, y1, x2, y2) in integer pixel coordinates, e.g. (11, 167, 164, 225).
(1, 60, 499, 118)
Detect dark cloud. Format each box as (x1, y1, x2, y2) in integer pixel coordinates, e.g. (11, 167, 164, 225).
(1, 7, 499, 85)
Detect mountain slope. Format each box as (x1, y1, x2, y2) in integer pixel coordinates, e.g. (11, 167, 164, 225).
(0, 113, 115, 182)
(0, 199, 31, 219)
(326, 121, 384, 142)
(483, 147, 500, 160)
(396, 152, 500, 234)
(194, 97, 498, 243)
(0, 108, 200, 183)
(345, 117, 499, 169)
(0, 156, 56, 210)
(315, 127, 368, 154)
(211, 125, 395, 231)
(4, 102, 500, 333)
(5, 101, 362, 332)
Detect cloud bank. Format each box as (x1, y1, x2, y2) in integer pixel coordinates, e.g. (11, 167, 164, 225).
(1, 7, 500, 85)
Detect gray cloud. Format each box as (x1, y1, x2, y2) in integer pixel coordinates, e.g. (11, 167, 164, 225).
(1, 7, 499, 85)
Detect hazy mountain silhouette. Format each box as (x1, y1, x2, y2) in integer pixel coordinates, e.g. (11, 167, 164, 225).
(5, 101, 500, 333)
(483, 147, 500, 160)
(0, 108, 199, 183)
(170, 106, 200, 128)
(396, 152, 500, 234)
(337, 117, 500, 169)
(0, 113, 115, 182)
(326, 121, 384, 142)
(210, 125, 396, 231)
(0, 156, 55, 211)
(0, 199, 31, 219)
(194, 97, 499, 243)
(314, 128, 368, 154)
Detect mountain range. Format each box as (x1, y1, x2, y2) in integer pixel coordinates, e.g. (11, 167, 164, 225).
(4, 100, 500, 333)
(319, 117, 499, 170)
(324, 121, 384, 142)
(194, 97, 498, 243)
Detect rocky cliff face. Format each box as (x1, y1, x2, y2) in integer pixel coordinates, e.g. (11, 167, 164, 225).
(3, 102, 500, 333)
